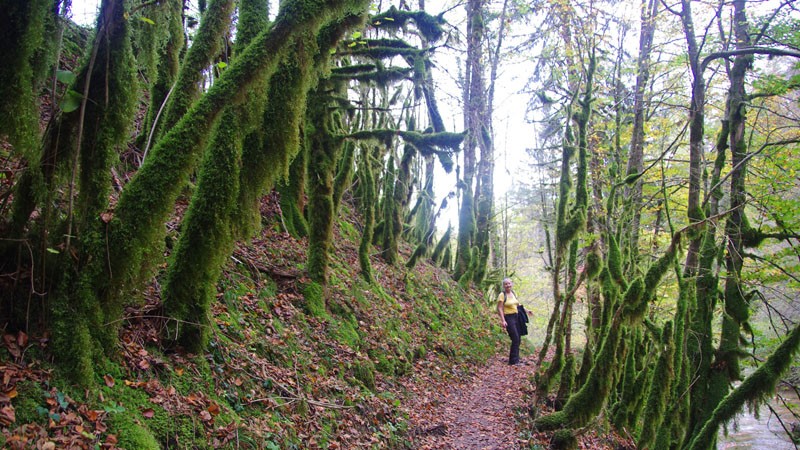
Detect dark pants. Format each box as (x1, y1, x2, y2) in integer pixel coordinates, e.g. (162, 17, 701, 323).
(505, 313, 521, 365)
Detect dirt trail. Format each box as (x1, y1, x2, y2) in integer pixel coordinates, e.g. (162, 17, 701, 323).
(404, 354, 534, 449)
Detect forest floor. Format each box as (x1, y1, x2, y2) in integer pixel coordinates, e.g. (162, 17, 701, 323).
(403, 349, 632, 450)
(404, 354, 535, 449)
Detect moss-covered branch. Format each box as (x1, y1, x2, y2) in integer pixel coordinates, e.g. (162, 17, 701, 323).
(107, 0, 370, 300)
(687, 323, 800, 450)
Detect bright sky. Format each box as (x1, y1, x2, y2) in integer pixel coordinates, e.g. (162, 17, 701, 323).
(70, 0, 99, 26)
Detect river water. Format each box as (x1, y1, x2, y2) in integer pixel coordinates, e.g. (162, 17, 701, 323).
(717, 389, 798, 449)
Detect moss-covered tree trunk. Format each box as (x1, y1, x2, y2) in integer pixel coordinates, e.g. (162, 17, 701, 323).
(358, 146, 378, 282)
(138, 0, 185, 152)
(637, 321, 674, 448)
(380, 155, 398, 265)
(0, 0, 52, 163)
(688, 2, 753, 446)
(535, 48, 593, 395)
(306, 91, 345, 284)
(236, 30, 320, 237)
(105, 0, 368, 310)
(535, 236, 678, 432)
(278, 139, 310, 238)
(157, 0, 236, 141)
(161, 0, 269, 351)
(453, 0, 484, 281)
(48, 0, 138, 382)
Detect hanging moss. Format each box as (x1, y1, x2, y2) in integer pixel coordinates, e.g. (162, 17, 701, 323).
(331, 66, 413, 86)
(638, 321, 675, 449)
(369, 6, 446, 43)
(687, 324, 800, 450)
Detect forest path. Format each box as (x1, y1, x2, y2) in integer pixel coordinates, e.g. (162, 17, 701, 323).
(404, 354, 534, 449)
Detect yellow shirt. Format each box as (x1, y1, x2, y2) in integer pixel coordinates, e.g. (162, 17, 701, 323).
(497, 291, 519, 315)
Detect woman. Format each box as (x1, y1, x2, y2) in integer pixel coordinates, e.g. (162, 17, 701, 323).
(496, 278, 527, 365)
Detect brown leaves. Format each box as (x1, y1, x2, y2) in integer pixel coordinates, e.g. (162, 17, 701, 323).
(3, 332, 28, 361)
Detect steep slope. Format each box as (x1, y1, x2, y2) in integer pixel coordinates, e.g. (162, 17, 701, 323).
(0, 192, 505, 448)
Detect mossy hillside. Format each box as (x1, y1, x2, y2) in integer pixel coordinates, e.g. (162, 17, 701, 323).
(3, 198, 504, 448)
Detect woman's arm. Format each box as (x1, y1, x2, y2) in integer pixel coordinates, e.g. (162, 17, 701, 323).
(497, 301, 507, 328)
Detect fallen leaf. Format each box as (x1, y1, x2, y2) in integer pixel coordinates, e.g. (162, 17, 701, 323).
(16, 331, 28, 348)
(142, 408, 155, 418)
(104, 374, 115, 387)
(0, 405, 15, 426)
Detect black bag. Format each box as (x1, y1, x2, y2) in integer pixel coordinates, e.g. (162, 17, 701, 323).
(504, 292, 529, 336)
(517, 304, 529, 336)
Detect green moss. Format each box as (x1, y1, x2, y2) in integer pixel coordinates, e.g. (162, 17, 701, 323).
(352, 360, 376, 390)
(0, 0, 50, 158)
(302, 281, 329, 318)
(550, 428, 578, 450)
(638, 321, 675, 449)
(534, 410, 567, 431)
(107, 411, 160, 449)
(332, 320, 362, 350)
(12, 380, 47, 426)
(160, 0, 236, 133)
(162, 106, 242, 351)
